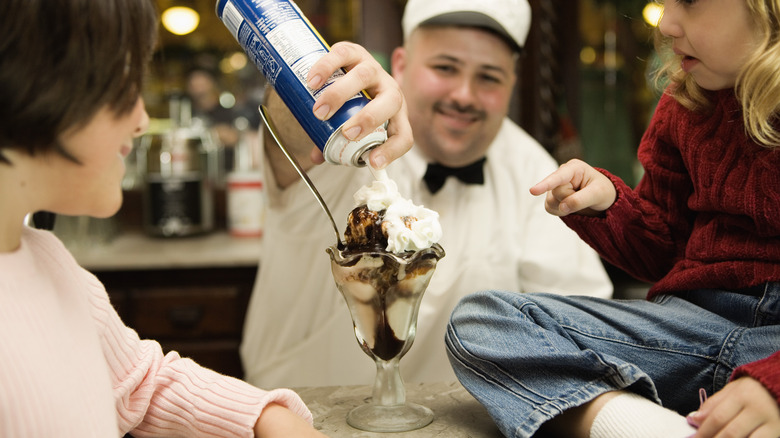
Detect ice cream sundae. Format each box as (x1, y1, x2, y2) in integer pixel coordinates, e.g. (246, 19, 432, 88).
(328, 174, 443, 360)
(326, 170, 444, 432)
(344, 175, 442, 254)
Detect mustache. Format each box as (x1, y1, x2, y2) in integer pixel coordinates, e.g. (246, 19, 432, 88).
(433, 101, 486, 120)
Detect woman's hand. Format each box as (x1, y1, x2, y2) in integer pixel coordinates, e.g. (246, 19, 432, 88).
(253, 403, 328, 438)
(529, 159, 616, 217)
(307, 41, 412, 169)
(689, 377, 780, 438)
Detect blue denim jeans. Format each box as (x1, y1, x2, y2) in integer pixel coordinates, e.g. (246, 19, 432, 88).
(445, 283, 780, 438)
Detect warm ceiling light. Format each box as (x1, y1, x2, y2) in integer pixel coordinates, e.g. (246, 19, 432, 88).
(220, 52, 248, 74)
(162, 6, 200, 36)
(643, 2, 663, 27)
(580, 46, 597, 65)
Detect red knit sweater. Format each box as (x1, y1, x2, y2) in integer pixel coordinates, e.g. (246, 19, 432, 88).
(563, 89, 780, 403)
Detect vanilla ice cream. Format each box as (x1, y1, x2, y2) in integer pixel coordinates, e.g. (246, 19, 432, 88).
(347, 175, 441, 253)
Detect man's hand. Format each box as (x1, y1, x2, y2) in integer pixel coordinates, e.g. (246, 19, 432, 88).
(308, 41, 413, 169)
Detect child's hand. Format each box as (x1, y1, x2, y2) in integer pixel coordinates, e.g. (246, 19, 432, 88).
(254, 403, 328, 438)
(307, 41, 413, 170)
(689, 377, 780, 438)
(529, 159, 616, 217)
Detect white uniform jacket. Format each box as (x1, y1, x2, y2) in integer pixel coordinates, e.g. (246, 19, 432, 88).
(241, 118, 613, 387)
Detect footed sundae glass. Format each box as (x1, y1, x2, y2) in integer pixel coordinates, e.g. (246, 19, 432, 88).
(326, 243, 445, 432)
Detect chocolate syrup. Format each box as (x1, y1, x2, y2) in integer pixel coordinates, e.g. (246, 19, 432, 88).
(366, 306, 405, 361)
(344, 205, 387, 255)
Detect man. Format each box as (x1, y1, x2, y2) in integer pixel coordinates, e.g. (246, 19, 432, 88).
(186, 67, 241, 148)
(240, 0, 613, 388)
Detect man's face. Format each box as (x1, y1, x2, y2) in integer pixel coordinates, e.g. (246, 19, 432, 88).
(392, 26, 517, 167)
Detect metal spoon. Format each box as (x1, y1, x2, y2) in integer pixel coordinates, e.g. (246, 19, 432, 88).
(258, 105, 345, 248)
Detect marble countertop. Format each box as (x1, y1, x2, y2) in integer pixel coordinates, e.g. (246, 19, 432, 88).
(294, 382, 502, 437)
(66, 230, 263, 271)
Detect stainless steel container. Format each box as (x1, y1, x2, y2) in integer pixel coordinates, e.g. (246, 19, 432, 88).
(141, 100, 216, 237)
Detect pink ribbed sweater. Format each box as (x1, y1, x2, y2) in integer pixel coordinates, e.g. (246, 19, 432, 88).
(0, 226, 311, 437)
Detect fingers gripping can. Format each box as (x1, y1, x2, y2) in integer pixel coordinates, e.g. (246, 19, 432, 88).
(216, 0, 387, 167)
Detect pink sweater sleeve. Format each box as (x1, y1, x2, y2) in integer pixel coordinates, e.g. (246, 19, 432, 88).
(81, 272, 312, 437)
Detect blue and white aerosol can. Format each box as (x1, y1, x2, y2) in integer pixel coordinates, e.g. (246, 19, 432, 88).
(216, 0, 387, 167)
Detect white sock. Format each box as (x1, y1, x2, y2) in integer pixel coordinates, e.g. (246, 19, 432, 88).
(589, 392, 697, 438)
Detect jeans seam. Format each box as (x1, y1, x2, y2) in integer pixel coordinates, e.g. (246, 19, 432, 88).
(560, 323, 718, 361)
(713, 326, 743, 388)
(445, 324, 541, 405)
(445, 324, 572, 438)
(754, 283, 771, 326)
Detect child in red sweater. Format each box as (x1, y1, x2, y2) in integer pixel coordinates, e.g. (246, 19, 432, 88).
(446, 1, 780, 437)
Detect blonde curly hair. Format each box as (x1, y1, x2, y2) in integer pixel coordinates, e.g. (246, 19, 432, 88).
(653, 0, 780, 148)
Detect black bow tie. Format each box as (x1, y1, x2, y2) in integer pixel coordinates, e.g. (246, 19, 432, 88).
(423, 157, 486, 194)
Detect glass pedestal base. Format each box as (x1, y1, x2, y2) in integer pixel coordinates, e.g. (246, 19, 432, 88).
(346, 402, 434, 432)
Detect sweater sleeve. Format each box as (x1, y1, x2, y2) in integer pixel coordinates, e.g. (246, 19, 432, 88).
(731, 351, 780, 406)
(562, 170, 684, 283)
(562, 94, 694, 283)
(80, 271, 312, 437)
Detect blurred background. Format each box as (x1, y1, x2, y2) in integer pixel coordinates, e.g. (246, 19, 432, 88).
(102, 0, 665, 237)
(50, 0, 666, 378)
(143, 0, 664, 183)
(57, 0, 669, 269)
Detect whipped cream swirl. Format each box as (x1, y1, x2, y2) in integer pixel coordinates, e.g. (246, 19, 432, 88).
(353, 178, 442, 253)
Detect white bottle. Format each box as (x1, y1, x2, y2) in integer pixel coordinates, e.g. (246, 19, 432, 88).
(226, 117, 265, 238)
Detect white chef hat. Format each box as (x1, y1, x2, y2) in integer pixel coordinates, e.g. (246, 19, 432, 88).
(402, 0, 532, 51)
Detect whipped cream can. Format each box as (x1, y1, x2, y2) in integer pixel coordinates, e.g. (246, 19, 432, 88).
(216, 0, 387, 167)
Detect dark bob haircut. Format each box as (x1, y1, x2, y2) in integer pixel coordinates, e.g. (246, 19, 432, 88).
(0, 0, 158, 164)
